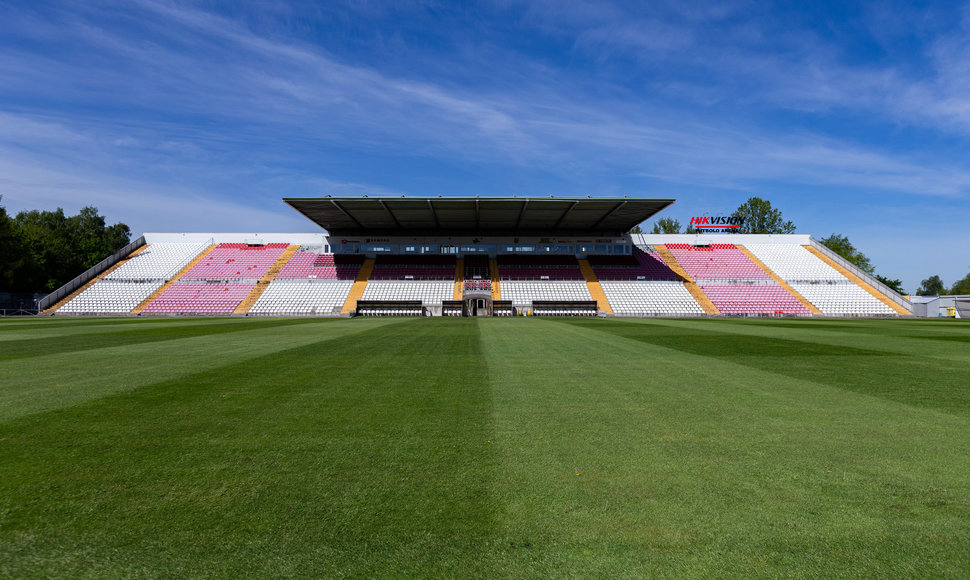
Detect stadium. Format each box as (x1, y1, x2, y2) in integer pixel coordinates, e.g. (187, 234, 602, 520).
(5, 196, 968, 576)
(39, 196, 913, 319)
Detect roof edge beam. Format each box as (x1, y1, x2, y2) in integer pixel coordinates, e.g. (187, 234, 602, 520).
(551, 201, 580, 231)
(513, 199, 529, 233)
(427, 199, 440, 229)
(331, 199, 364, 230)
(378, 199, 402, 230)
(589, 201, 627, 231)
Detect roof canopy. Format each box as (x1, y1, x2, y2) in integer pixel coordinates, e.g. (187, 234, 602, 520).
(283, 196, 674, 236)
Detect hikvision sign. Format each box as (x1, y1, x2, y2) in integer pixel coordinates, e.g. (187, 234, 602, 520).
(689, 216, 743, 231)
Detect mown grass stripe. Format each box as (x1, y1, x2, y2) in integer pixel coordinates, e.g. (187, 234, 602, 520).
(0, 318, 397, 423)
(0, 317, 328, 361)
(561, 318, 970, 416)
(0, 318, 496, 578)
(0, 317, 308, 342)
(0, 317, 967, 577)
(479, 318, 970, 576)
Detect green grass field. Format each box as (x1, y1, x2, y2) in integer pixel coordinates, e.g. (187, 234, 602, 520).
(1, 316, 968, 577)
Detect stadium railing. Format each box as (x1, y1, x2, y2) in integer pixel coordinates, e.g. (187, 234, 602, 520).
(808, 238, 913, 313)
(38, 235, 148, 312)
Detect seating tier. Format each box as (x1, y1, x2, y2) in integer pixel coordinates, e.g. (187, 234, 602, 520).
(743, 244, 845, 281)
(698, 283, 811, 315)
(497, 255, 584, 280)
(789, 282, 896, 316)
(589, 249, 681, 281)
(142, 282, 255, 313)
(249, 280, 354, 315)
(360, 281, 454, 304)
(370, 255, 455, 280)
(104, 243, 209, 280)
(665, 243, 770, 281)
(59, 280, 165, 313)
(599, 281, 704, 316)
(276, 252, 362, 280)
(181, 243, 287, 281)
(500, 281, 592, 305)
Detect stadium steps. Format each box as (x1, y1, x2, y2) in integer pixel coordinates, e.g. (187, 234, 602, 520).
(652, 245, 720, 315)
(131, 244, 216, 314)
(43, 244, 151, 314)
(577, 259, 613, 314)
(803, 246, 911, 316)
(454, 258, 464, 300)
(738, 245, 822, 315)
(489, 258, 502, 300)
(233, 244, 300, 315)
(341, 258, 375, 314)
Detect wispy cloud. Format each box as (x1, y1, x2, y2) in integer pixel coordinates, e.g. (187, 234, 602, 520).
(1, 0, 969, 290)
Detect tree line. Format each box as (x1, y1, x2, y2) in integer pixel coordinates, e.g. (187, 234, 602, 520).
(0, 197, 131, 294)
(636, 196, 968, 297)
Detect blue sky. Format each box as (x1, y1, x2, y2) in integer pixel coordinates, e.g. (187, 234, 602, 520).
(1, 0, 969, 293)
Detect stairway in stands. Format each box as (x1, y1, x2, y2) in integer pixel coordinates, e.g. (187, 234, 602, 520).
(453, 258, 464, 300)
(804, 246, 911, 315)
(131, 245, 217, 314)
(489, 258, 502, 300)
(233, 244, 300, 315)
(577, 259, 613, 314)
(736, 246, 822, 315)
(43, 244, 151, 314)
(341, 258, 375, 313)
(652, 245, 720, 315)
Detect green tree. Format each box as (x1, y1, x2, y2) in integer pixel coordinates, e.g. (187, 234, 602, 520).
(874, 275, 904, 294)
(730, 197, 796, 234)
(0, 197, 29, 292)
(949, 273, 970, 295)
(818, 234, 874, 274)
(650, 217, 682, 234)
(628, 224, 643, 234)
(916, 275, 946, 296)
(11, 206, 130, 292)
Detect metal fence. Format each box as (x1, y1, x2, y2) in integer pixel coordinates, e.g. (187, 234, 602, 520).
(37, 236, 146, 312)
(808, 238, 912, 313)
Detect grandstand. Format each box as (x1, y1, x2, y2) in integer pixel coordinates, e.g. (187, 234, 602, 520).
(39, 197, 913, 317)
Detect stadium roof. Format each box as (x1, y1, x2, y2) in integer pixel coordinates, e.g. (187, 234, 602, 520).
(282, 196, 675, 236)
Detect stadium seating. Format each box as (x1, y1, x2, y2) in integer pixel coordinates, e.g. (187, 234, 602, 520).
(742, 244, 845, 281)
(660, 243, 819, 316)
(59, 242, 212, 314)
(47, 235, 906, 318)
(589, 249, 681, 281)
(599, 281, 705, 316)
(181, 243, 288, 281)
(788, 282, 896, 316)
(497, 255, 585, 280)
(275, 251, 363, 280)
(361, 280, 453, 304)
(495, 256, 591, 306)
(698, 283, 811, 315)
(249, 280, 354, 315)
(665, 243, 770, 281)
(58, 280, 166, 314)
(142, 282, 255, 314)
(740, 244, 898, 315)
(369, 255, 455, 280)
(500, 281, 592, 305)
(104, 242, 209, 280)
